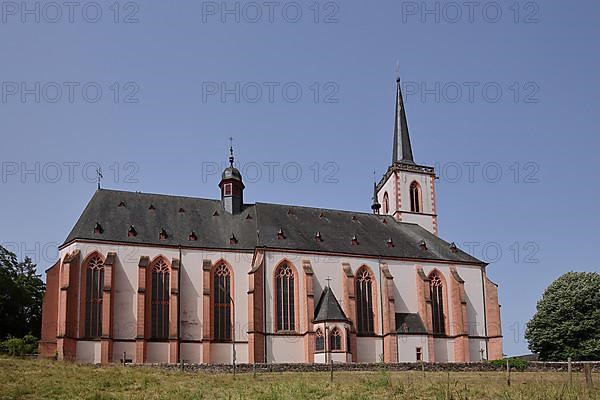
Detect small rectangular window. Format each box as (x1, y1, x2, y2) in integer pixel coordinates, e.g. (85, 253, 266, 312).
(416, 347, 423, 361)
(224, 183, 232, 196)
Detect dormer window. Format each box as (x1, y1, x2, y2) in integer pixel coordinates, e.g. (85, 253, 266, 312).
(315, 232, 323, 242)
(178, 208, 185, 213)
(128, 225, 137, 237)
(118, 201, 126, 208)
(188, 231, 197, 241)
(224, 183, 232, 196)
(277, 228, 285, 240)
(148, 204, 156, 211)
(419, 240, 427, 250)
(386, 238, 395, 248)
(159, 228, 168, 240)
(229, 233, 238, 245)
(449, 242, 458, 253)
(93, 222, 103, 235)
(351, 235, 359, 246)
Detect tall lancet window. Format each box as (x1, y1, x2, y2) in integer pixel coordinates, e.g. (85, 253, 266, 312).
(410, 181, 422, 213)
(151, 258, 170, 339)
(213, 263, 232, 341)
(85, 254, 104, 338)
(429, 273, 445, 335)
(275, 263, 296, 331)
(383, 192, 389, 214)
(355, 267, 375, 335)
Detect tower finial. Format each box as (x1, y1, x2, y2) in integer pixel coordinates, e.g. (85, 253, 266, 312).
(392, 65, 415, 165)
(395, 60, 400, 83)
(228, 137, 234, 167)
(371, 170, 381, 214)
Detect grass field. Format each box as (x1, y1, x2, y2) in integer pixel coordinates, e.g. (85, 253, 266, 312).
(0, 357, 598, 400)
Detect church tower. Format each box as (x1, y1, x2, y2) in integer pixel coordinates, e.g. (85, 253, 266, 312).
(219, 144, 244, 214)
(376, 75, 438, 235)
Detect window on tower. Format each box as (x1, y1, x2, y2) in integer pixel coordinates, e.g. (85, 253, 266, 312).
(224, 183, 232, 196)
(383, 192, 389, 214)
(410, 181, 422, 213)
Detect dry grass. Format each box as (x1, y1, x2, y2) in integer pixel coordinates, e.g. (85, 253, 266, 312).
(0, 357, 599, 400)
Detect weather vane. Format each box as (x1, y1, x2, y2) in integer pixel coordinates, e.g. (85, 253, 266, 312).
(228, 137, 234, 166)
(96, 167, 103, 190)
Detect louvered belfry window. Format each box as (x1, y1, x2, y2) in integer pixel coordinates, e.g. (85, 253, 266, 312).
(85, 255, 104, 338)
(410, 181, 422, 213)
(355, 267, 375, 335)
(430, 274, 445, 335)
(213, 264, 232, 341)
(151, 259, 170, 339)
(275, 263, 295, 331)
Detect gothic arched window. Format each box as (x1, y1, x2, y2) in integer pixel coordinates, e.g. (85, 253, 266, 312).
(410, 181, 422, 213)
(213, 263, 232, 341)
(151, 258, 170, 339)
(355, 267, 375, 335)
(383, 192, 389, 214)
(85, 254, 104, 338)
(330, 328, 342, 351)
(429, 273, 445, 335)
(275, 263, 296, 331)
(315, 328, 324, 352)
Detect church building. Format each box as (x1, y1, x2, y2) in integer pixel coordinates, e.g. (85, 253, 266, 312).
(39, 77, 502, 364)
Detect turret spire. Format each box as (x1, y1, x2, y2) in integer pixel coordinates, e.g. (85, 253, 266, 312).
(392, 71, 415, 165)
(371, 171, 381, 214)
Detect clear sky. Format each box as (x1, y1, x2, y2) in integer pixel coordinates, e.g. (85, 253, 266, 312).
(1, 0, 598, 356)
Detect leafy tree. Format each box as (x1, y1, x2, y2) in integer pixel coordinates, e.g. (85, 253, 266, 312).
(525, 271, 600, 361)
(0, 245, 45, 339)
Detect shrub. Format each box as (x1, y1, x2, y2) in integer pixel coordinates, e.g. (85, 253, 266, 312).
(489, 358, 529, 372)
(0, 335, 38, 356)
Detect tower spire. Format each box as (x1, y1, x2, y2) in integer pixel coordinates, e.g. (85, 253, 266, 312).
(392, 69, 415, 165)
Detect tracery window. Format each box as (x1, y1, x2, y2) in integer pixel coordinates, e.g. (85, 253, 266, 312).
(275, 263, 295, 331)
(214, 263, 232, 341)
(151, 258, 170, 339)
(330, 328, 342, 351)
(85, 255, 104, 338)
(315, 328, 324, 352)
(355, 267, 375, 335)
(429, 273, 445, 335)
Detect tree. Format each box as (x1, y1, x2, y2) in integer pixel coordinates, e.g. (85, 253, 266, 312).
(0, 245, 45, 339)
(525, 271, 600, 361)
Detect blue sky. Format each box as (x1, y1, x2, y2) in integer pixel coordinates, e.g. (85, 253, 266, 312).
(1, 0, 598, 356)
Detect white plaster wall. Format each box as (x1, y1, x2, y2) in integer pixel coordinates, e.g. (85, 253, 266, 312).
(397, 335, 429, 362)
(469, 338, 487, 362)
(399, 213, 435, 233)
(398, 171, 434, 214)
(76, 341, 100, 364)
(456, 266, 486, 337)
(433, 338, 452, 362)
(266, 336, 304, 363)
(356, 337, 383, 363)
(112, 341, 136, 363)
(146, 342, 169, 363)
(378, 172, 397, 216)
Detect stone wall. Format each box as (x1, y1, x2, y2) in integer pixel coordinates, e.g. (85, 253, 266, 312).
(137, 361, 600, 374)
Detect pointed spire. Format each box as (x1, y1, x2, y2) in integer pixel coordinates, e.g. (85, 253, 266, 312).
(392, 69, 415, 164)
(371, 172, 381, 214)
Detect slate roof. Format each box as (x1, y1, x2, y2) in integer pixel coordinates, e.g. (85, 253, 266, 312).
(62, 189, 484, 265)
(395, 313, 427, 334)
(313, 286, 348, 323)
